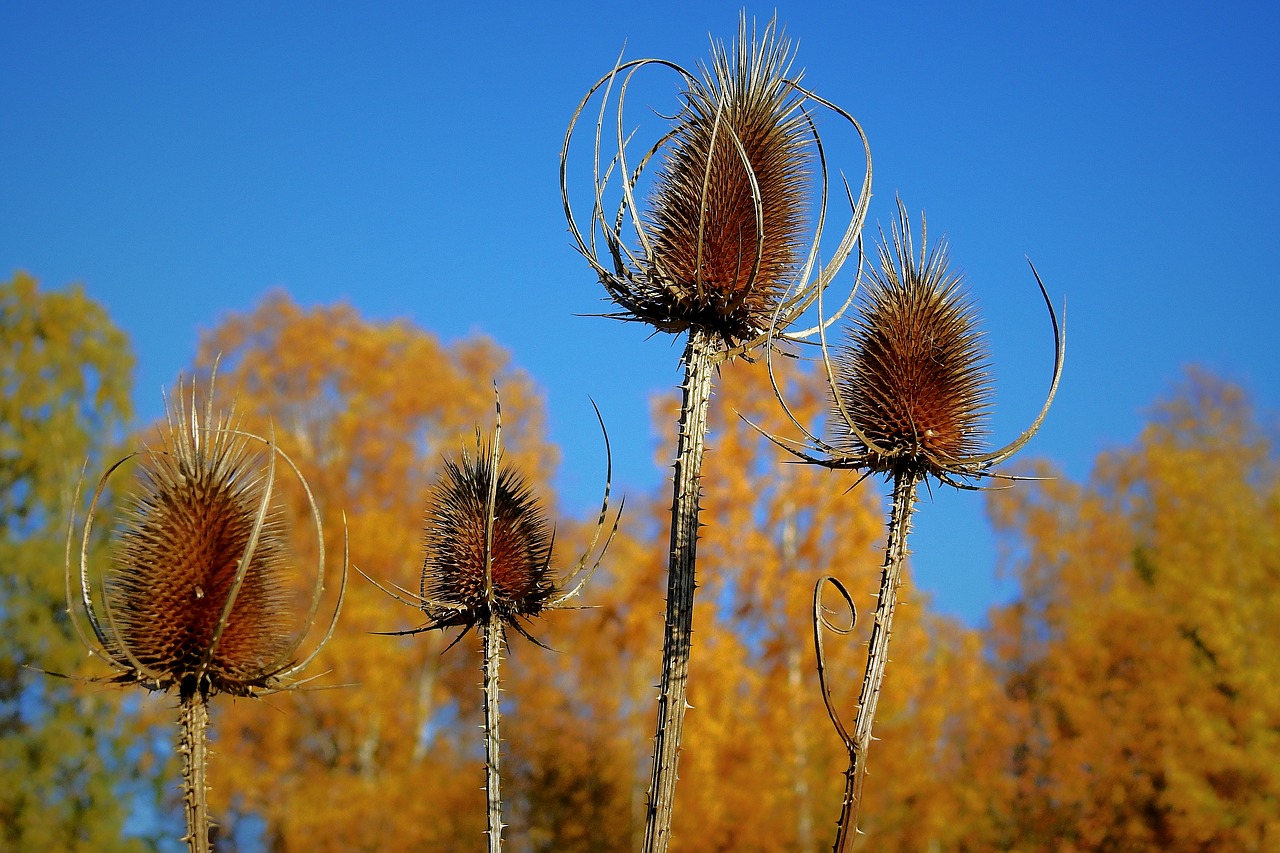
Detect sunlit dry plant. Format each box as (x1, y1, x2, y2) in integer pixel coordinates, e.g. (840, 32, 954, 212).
(365, 394, 619, 852)
(767, 200, 1063, 848)
(562, 15, 869, 354)
(561, 16, 870, 849)
(64, 376, 347, 853)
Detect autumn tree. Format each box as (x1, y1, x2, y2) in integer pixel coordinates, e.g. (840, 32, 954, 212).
(987, 370, 1280, 850)
(0, 272, 149, 850)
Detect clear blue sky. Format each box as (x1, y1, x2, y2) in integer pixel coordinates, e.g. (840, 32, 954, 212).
(4, 2, 1278, 626)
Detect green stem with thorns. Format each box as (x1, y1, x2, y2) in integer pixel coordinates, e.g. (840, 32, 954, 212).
(644, 327, 716, 853)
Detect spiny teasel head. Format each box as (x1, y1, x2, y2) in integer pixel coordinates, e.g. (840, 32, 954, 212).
(562, 13, 871, 355)
(67, 376, 345, 700)
(766, 200, 1064, 487)
(831, 202, 993, 477)
(365, 394, 619, 648)
(420, 442, 556, 633)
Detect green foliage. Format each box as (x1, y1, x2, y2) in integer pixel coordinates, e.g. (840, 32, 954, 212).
(0, 272, 147, 851)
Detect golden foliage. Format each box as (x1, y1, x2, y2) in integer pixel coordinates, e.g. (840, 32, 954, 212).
(29, 283, 1274, 850)
(986, 370, 1280, 851)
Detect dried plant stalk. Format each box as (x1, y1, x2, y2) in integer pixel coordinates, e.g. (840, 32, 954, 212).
(766, 201, 1063, 843)
(821, 471, 920, 851)
(178, 693, 212, 852)
(482, 616, 504, 852)
(562, 16, 869, 849)
(64, 375, 346, 853)
(646, 326, 715, 847)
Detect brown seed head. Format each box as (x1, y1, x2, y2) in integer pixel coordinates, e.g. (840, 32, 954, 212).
(420, 442, 555, 632)
(102, 392, 295, 697)
(832, 203, 992, 477)
(637, 19, 811, 342)
(559, 13, 877, 359)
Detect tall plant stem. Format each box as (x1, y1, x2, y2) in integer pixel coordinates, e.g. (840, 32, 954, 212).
(833, 469, 920, 851)
(643, 326, 716, 853)
(483, 615, 504, 852)
(178, 690, 212, 853)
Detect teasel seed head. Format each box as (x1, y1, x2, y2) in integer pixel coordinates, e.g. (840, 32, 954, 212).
(364, 393, 620, 649)
(636, 20, 811, 343)
(562, 13, 872, 358)
(832, 202, 992, 477)
(420, 442, 556, 631)
(763, 199, 1064, 487)
(67, 375, 346, 699)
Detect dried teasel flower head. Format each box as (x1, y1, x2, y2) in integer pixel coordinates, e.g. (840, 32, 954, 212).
(66, 375, 346, 700)
(420, 444, 555, 633)
(766, 200, 1064, 486)
(561, 13, 871, 357)
(367, 392, 620, 648)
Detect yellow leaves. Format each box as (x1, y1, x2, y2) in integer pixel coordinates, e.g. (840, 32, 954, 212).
(22, 275, 1274, 849)
(986, 370, 1280, 850)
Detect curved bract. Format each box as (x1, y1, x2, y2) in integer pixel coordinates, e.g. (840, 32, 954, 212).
(561, 14, 872, 358)
(65, 376, 347, 700)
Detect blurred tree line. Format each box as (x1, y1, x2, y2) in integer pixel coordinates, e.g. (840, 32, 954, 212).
(3, 272, 1277, 851)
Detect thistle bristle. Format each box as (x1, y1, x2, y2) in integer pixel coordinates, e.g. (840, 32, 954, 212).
(833, 205, 992, 475)
(640, 18, 811, 341)
(106, 397, 293, 695)
(421, 445, 555, 627)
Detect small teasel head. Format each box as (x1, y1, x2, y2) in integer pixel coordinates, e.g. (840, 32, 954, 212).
(831, 201, 993, 477)
(419, 441, 556, 635)
(562, 13, 872, 356)
(67, 375, 345, 700)
(765, 199, 1063, 486)
(367, 392, 619, 648)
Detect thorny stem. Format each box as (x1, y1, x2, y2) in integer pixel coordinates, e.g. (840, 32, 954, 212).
(834, 469, 920, 851)
(643, 326, 716, 853)
(483, 615, 504, 852)
(179, 688, 212, 853)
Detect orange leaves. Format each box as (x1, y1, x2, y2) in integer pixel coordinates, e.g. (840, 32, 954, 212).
(40, 280, 1272, 849)
(986, 370, 1280, 850)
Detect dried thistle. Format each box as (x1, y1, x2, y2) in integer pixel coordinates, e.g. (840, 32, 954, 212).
(562, 14, 869, 356)
(562, 16, 869, 850)
(366, 393, 619, 852)
(416, 451, 557, 644)
(766, 200, 1063, 847)
(64, 376, 346, 853)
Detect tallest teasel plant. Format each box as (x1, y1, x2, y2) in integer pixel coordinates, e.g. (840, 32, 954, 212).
(561, 15, 870, 850)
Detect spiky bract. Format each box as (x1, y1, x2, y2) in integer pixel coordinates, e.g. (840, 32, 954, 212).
(107, 414, 293, 695)
(420, 442, 555, 634)
(633, 20, 811, 343)
(832, 205, 992, 478)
